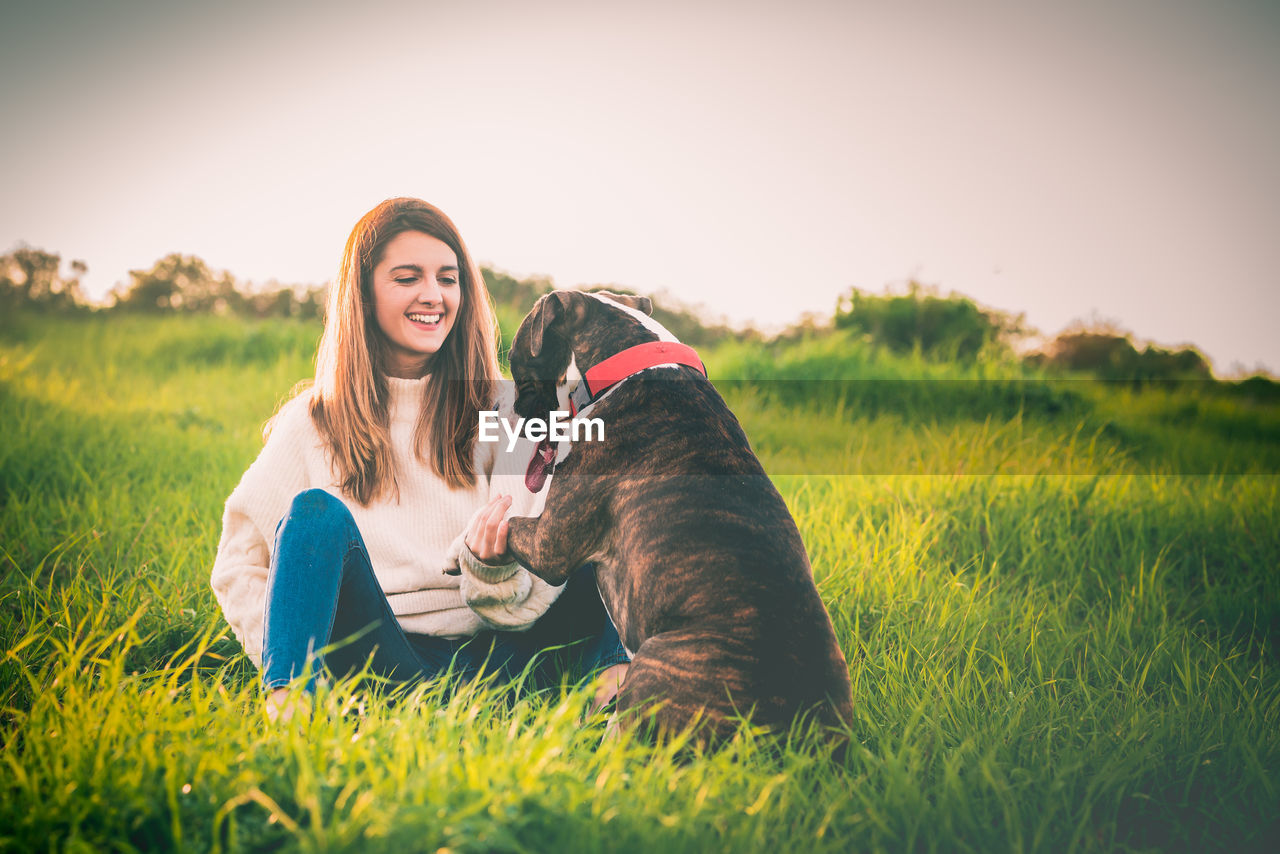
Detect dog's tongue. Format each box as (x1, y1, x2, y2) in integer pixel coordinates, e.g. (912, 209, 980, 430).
(525, 438, 556, 493)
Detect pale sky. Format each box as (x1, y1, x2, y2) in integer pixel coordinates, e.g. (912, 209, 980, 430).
(2, 0, 1277, 374)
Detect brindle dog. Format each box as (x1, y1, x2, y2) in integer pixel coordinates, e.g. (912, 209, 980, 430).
(504, 290, 854, 743)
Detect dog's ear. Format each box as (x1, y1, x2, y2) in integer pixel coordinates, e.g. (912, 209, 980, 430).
(527, 294, 560, 359)
(528, 291, 586, 358)
(600, 291, 653, 316)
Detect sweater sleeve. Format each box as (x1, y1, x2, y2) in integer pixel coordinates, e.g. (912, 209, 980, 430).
(451, 382, 563, 630)
(209, 398, 314, 667)
(448, 536, 565, 630)
(209, 507, 271, 668)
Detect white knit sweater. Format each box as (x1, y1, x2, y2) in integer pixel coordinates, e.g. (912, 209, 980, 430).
(209, 375, 560, 668)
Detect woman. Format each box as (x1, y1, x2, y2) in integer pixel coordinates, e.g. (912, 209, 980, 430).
(210, 197, 629, 720)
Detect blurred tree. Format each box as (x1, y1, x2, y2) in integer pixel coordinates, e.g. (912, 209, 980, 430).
(579, 284, 752, 347)
(835, 282, 1022, 360)
(1233, 374, 1280, 404)
(483, 267, 554, 309)
(114, 254, 237, 313)
(480, 268, 755, 346)
(0, 245, 87, 312)
(235, 280, 327, 318)
(1032, 325, 1213, 382)
(296, 286, 326, 320)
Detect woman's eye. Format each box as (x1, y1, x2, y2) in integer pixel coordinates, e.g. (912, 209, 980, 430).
(440, 277, 458, 286)
(395, 277, 417, 285)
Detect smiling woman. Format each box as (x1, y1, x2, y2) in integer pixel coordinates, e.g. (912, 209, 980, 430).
(208, 197, 630, 724)
(371, 231, 462, 379)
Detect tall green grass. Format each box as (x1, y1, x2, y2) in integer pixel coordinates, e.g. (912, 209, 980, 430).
(2, 314, 1277, 852)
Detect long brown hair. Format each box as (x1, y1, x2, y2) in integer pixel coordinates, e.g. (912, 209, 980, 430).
(309, 197, 500, 503)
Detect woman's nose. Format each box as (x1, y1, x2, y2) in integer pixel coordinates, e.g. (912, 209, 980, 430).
(416, 278, 443, 305)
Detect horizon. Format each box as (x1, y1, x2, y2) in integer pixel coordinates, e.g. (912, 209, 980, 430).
(2, 0, 1277, 375)
(14, 248, 1266, 379)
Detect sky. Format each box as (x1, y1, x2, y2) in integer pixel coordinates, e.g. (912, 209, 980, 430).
(2, 0, 1277, 375)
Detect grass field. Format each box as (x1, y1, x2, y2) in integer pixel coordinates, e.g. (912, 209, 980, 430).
(2, 312, 1278, 852)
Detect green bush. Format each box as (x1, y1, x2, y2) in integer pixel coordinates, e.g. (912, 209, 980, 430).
(834, 283, 1020, 361)
(1032, 329, 1213, 383)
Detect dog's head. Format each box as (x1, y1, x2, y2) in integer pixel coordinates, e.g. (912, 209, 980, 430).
(509, 290, 657, 418)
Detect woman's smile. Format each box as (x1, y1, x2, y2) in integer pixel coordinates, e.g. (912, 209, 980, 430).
(406, 310, 443, 327)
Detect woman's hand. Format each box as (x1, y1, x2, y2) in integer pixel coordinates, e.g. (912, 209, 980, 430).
(465, 494, 514, 566)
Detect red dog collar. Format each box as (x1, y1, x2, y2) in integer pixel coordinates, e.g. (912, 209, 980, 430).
(584, 341, 706, 395)
(569, 341, 706, 415)
(526, 341, 707, 491)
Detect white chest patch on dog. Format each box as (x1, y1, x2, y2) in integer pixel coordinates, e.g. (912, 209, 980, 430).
(556, 353, 581, 413)
(589, 293, 678, 342)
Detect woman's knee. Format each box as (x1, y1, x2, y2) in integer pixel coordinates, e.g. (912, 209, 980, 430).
(287, 489, 353, 527)
(274, 489, 359, 552)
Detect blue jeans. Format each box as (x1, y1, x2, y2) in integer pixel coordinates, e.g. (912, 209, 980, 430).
(260, 489, 629, 694)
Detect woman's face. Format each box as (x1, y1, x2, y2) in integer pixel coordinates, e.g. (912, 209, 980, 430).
(370, 230, 462, 378)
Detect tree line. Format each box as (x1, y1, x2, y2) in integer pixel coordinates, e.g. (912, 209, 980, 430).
(0, 246, 325, 319)
(2, 243, 1272, 388)
(0, 244, 751, 348)
(830, 282, 1220, 383)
